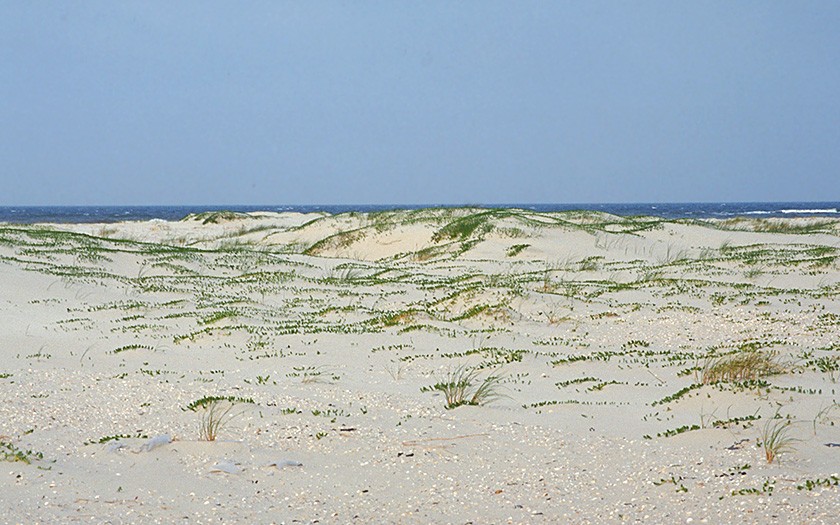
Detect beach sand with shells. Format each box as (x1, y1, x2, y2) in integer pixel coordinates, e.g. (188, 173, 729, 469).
(1, 209, 840, 524)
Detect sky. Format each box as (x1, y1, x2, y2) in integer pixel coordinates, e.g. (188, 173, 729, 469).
(2, 2, 839, 206)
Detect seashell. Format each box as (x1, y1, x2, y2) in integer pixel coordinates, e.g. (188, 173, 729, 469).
(266, 459, 303, 468)
(140, 434, 172, 452)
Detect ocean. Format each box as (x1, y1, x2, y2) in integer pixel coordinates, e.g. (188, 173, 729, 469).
(0, 202, 838, 224)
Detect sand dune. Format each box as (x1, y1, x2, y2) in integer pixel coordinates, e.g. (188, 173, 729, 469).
(1, 209, 840, 523)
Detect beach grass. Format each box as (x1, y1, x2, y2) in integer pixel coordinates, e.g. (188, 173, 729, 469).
(424, 365, 506, 409)
(198, 400, 240, 442)
(760, 418, 798, 464)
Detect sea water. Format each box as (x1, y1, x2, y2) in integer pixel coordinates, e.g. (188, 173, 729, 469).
(0, 202, 838, 224)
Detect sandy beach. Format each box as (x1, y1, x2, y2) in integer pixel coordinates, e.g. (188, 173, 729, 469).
(1, 208, 839, 524)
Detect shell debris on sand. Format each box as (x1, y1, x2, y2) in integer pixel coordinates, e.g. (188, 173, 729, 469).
(2, 211, 840, 523)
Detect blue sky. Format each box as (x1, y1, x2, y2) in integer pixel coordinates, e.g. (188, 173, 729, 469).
(2, 2, 839, 205)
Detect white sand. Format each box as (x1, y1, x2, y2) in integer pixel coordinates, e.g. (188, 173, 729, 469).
(1, 209, 839, 523)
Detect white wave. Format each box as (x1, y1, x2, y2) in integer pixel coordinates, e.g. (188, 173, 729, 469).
(779, 208, 838, 214)
(742, 211, 772, 215)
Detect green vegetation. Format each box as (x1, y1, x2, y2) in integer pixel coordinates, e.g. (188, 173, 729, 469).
(700, 350, 784, 384)
(182, 211, 250, 225)
(197, 399, 246, 441)
(797, 476, 840, 491)
(653, 474, 688, 493)
(654, 424, 701, 438)
(421, 365, 505, 409)
(760, 418, 798, 464)
(506, 244, 530, 257)
(1, 441, 43, 464)
(556, 377, 599, 389)
(85, 432, 148, 445)
(432, 211, 498, 242)
(650, 384, 704, 406)
(110, 344, 154, 354)
(731, 479, 776, 497)
(185, 395, 255, 412)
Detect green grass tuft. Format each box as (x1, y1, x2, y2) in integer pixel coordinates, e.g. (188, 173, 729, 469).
(760, 418, 798, 464)
(422, 365, 506, 409)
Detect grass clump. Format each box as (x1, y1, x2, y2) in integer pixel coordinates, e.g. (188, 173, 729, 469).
(422, 365, 505, 409)
(506, 244, 530, 257)
(760, 418, 798, 464)
(197, 400, 242, 442)
(432, 212, 495, 242)
(700, 350, 784, 384)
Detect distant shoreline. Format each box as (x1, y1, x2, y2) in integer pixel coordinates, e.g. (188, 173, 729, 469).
(1, 202, 839, 224)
